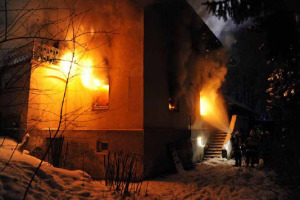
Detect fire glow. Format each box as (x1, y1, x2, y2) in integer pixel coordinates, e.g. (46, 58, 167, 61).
(59, 51, 109, 91)
(200, 96, 210, 116)
(199, 67, 230, 133)
(60, 52, 78, 78)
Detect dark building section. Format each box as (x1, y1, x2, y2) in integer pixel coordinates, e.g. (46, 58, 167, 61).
(143, 0, 221, 176)
(0, 42, 35, 140)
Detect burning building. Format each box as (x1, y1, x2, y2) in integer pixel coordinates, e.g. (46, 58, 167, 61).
(0, 0, 223, 178)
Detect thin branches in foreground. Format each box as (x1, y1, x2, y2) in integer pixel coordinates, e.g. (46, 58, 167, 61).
(104, 151, 146, 197)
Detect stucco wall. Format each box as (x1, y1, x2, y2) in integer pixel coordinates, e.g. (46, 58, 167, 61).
(27, 129, 143, 179)
(27, 0, 144, 131)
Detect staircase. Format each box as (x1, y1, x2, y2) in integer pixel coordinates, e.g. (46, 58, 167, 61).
(204, 131, 227, 158)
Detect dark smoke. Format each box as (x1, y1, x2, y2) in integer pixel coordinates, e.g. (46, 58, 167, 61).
(160, 0, 226, 124)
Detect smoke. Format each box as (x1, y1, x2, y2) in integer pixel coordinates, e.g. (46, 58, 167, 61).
(187, 0, 249, 50)
(187, 0, 231, 38)
(189, 50, 229, 132)
(199, 61, 230, 133)
(162, 1, 229, 132)
(166, 5, 193, 106)
(4, 0, 230, 131)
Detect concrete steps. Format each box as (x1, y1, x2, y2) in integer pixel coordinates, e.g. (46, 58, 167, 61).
(204, 131, 227, 158)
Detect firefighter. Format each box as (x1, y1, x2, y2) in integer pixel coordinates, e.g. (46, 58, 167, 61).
(262, 130, 272, 167)
(246, 129, 259, 167)
(231, 131, 242, 167)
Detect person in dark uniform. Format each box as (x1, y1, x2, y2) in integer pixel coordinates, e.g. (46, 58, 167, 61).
(231, 131, 242, 167)
(246, 130, 259, 167)
(262, 130, 272, 167)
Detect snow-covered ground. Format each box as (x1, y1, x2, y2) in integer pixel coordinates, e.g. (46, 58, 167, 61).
(0, 137, 112, 200)
(141, 159, 288, 200)
(0, 137, 289, 200)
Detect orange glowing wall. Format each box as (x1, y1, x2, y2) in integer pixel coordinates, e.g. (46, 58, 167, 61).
(26, 0, 144, 131)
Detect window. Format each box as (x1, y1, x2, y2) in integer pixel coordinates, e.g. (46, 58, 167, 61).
(96, 141, 108, 152)
(169, 98, 179, 112)
(92, 76, 109, 110)
(92, 88, 109, 110)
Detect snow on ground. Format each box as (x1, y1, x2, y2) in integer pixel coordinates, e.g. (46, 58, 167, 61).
(0, 137, 115, 200)
(0, 137, 289, 200)
(139, 159, 288, 200)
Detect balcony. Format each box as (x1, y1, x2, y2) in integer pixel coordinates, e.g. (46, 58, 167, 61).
(4, 41, 61, 66)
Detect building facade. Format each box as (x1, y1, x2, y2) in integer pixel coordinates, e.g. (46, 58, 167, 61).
(0, 0, 220, 178)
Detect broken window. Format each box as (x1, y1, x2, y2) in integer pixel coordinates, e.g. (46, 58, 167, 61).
(92, 84, 109, 110)
(89, 66, 110, 110)
(169, 98, 179, 112)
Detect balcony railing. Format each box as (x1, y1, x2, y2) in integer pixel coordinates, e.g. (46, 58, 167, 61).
(4, 40, 61, 66)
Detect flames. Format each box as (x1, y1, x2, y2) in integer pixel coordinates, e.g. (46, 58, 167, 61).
(199, 66, 230, 133)
(168, 98, 178, 111)
(200, 95, 210, 116)
(59, 51, 109, 91)
(169, 103, 175, 111)
(60, 52, 78, 78)
(80, 60, 109, 91)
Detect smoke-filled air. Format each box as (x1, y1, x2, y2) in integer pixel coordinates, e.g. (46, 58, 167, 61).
(199, 65, 230, 133)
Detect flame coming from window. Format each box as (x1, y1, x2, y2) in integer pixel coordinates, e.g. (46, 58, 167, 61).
(168, 98, 178, 111)
(59, 51, 109, 91)
(200, 90, 230, 133)
(200, 96, 210, 116)
(199, 67, 230, 133)
(169, 103, 175, 110)
(80, 60, 109, 91)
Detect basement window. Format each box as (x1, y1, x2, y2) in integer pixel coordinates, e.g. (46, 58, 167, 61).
(96, 141, 108, 152)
